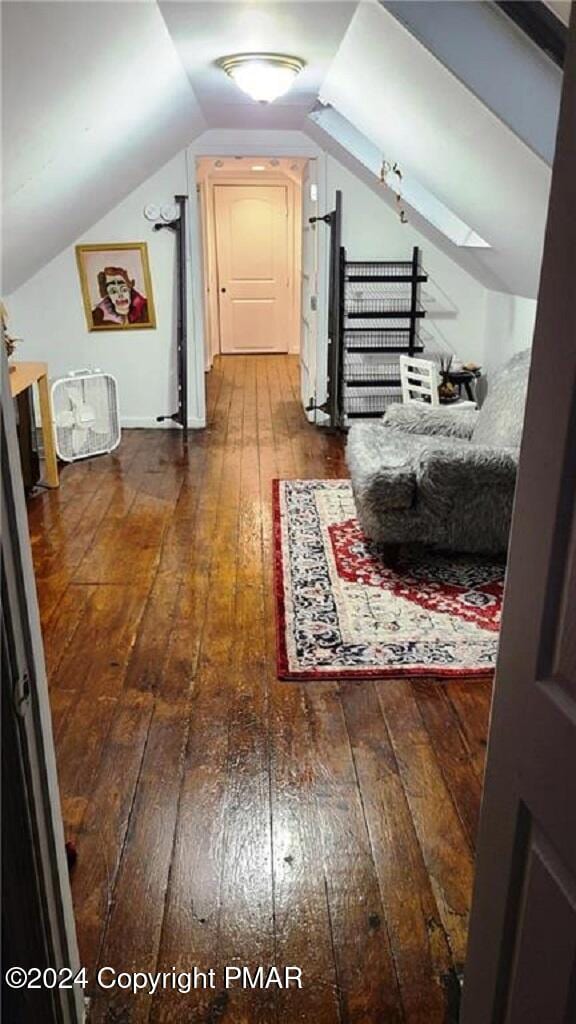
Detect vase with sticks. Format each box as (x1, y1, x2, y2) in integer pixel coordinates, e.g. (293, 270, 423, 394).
(437, 353, 457, 403)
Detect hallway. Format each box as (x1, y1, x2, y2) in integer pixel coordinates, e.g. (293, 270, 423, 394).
(28, 354, 491, 1024)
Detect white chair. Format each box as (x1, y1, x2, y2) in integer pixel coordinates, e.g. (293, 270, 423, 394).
(400, 355, 440, 406)
(399, 355, 477, 409)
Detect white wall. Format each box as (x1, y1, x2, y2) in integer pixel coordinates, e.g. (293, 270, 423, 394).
(6, 153, 205, 428)
(2, 1, 204, 292)
(321, 1, 551, 297)
(326, 154, 540, 386)
(326, 156, 488, 365)
(6, 135, 539, 432)
(6, 129, 322, 432)
(190, 128, 321, 159)
(483, 291, 537, 378)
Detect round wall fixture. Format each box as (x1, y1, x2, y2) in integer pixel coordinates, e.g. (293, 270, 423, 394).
(160, 203, 180, 222)
(143, 203, 160, 221)
(217, 53, 305, 103)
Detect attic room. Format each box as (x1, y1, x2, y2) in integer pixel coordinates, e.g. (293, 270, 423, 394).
(2, 3, 575, 1024)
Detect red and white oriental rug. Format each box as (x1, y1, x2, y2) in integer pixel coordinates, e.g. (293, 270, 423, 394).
(273, 479, 504, 681)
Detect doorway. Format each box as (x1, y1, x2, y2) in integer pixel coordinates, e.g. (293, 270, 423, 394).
(214, 183, 290, 355)
(196, 156, 305, 366)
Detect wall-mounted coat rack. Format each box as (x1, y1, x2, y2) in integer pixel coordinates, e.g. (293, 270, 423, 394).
(152, 194, 189, 432)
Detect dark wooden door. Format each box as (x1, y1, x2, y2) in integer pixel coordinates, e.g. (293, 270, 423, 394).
(1, 344, 83, 1024)
(461, 14, 576, 1023)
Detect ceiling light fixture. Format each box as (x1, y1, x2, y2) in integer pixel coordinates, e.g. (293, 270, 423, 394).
(218, 53, 305, 104)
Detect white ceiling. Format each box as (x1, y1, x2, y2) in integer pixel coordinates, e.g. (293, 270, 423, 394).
(320, 1, 552, 296)
(158, 1, 358, 129)
(2, 0, 560, 297)
(2, 0, 205, 292)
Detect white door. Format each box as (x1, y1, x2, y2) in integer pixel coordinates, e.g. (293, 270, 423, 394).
(301, 160, 319, 417)
(462, 18, 576, 1023)
(214, 184, 290, 354)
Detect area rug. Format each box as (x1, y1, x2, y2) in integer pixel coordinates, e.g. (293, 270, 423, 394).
(273, 479, 504, 680)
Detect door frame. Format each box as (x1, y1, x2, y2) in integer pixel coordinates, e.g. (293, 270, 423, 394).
(462, 13, 575, 1021)
(1, 345, 84, 1024)
(198, 167, 302, 360)
(300, 157, 320, 420)
(187, 140, 329, 417)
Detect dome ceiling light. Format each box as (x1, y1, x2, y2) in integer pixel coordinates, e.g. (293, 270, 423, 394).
(218, 53, 305, 104)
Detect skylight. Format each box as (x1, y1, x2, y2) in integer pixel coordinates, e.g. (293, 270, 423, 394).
(309, 103, 491, 249)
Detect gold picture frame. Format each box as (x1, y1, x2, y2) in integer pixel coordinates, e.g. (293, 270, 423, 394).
(75, 242, 157, 331)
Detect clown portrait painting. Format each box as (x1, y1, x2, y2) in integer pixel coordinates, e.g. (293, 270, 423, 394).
(76, 243, 156, 331)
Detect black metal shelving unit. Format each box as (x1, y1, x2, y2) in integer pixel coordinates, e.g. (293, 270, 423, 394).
(309, 193, 428, 429)
(338, 247, 428, 425)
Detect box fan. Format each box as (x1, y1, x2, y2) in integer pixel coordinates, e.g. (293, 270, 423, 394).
(51, 370, 121, 462)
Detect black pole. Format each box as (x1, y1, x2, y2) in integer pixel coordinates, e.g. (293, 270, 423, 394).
(155, 194, 188, 433)
(408, 246, 419, 356)
(307, 189, 343, 430)
(175, 194, 188, 433)
(328, 192, 343, 429)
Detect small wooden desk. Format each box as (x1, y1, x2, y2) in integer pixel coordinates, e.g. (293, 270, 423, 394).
(10, 361, 59, 488)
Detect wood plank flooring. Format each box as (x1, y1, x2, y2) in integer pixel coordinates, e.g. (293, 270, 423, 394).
(28, 354, 492, 1024)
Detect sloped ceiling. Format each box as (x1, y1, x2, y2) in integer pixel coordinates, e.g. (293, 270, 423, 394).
(305, 117, 507, 292)
(3, 0, 556, 298)
(319, 1, 552, 297)
(384, 0, 563, 164)
(544, 1, 572, 25)
(158, 0, 358, 129)
(2, 1, 205, 292)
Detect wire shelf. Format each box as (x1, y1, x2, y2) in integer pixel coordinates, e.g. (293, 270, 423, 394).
(343, 353, 401, 384)
(344, 329, 423, 351)
(347, 260, 411, 273)
(345, 261, 427, 282)
(328, 242, 427, 429)
(343, 387, 402, 416)
(346, 280, 410, 298)
(347, 319, 413, 332)
(345, 297, 425, 315)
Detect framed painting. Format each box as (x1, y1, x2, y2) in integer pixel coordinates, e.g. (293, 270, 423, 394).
(76, 242, 156, 331)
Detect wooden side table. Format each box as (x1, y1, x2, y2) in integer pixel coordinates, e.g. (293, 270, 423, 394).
(10, 362, 59, 488)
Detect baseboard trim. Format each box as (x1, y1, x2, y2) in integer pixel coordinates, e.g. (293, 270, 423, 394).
(120, 416, 206, 430)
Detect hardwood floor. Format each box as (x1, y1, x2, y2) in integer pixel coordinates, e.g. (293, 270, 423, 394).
(28, 354, 492, 1024)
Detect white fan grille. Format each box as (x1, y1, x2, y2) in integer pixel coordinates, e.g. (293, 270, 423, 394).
(51, 373, 120, 462)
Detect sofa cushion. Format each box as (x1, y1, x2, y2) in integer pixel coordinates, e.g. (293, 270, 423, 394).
(346, 422, 470, 512)
(347, 422, 416, 510)
(417, 444, 519, 504)
(382, 403, 479, 439)
(472, 348, 531, 448)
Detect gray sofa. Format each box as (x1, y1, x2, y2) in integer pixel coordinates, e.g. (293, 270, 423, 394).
(346, 349, 531, 555)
